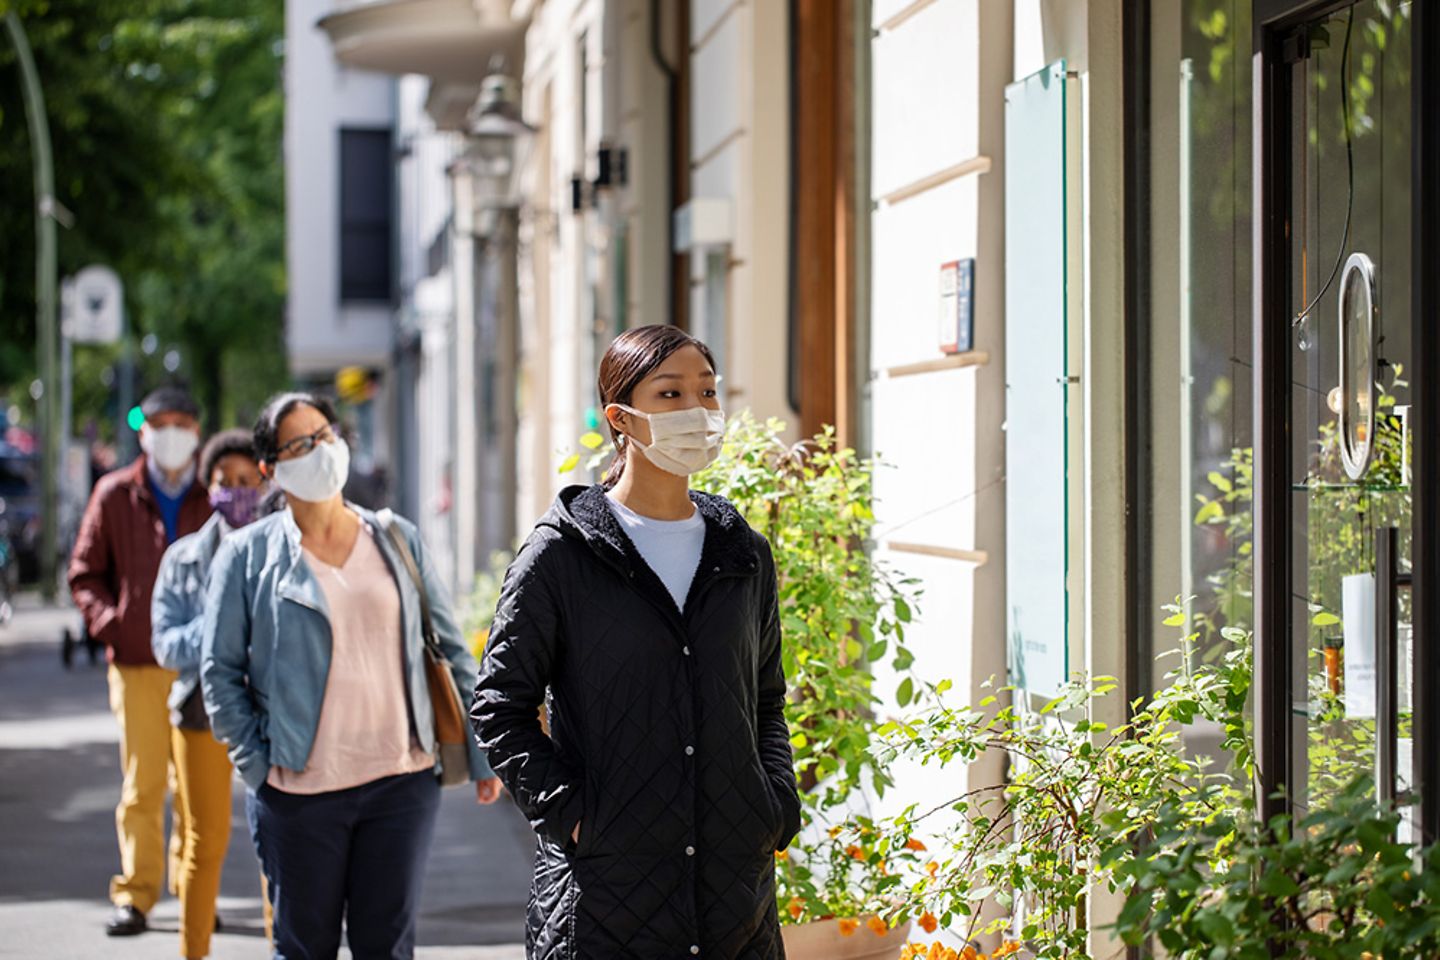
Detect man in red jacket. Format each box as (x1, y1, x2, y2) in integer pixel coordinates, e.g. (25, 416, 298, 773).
(68, 386, 211, 937)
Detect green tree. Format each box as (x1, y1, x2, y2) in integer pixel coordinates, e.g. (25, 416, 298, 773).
(0, 0, 285, 439)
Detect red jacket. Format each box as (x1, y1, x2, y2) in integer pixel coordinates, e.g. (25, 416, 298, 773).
(68, 457, 212, 666)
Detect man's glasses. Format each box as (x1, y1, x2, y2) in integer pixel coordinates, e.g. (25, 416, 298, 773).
(276, 423, 337, 460)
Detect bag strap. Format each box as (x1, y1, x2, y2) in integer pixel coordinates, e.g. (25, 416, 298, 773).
(376, 509, 441, 657)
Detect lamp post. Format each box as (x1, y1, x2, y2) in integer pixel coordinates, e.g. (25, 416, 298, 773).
(461, 72, 534, 565)
(6, 13, 61, 601)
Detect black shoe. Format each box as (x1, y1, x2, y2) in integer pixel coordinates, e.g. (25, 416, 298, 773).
(105, 905, 147, 937)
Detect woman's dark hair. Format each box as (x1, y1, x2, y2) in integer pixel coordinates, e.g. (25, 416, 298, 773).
(597, 325, 717, 487)
(198, 428, 257, 485)
(253, 391, 339, 465)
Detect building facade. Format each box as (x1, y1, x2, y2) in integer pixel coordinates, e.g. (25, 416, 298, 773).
(290, 0, 1440, 951)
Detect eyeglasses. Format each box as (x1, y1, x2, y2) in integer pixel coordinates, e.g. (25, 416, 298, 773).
(276, 423, 337, 460)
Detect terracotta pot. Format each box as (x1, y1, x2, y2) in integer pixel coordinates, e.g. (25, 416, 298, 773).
(781, 918, 913, 960)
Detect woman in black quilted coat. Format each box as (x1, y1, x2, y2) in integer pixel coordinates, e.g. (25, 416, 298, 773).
(472, 325, 801, 959)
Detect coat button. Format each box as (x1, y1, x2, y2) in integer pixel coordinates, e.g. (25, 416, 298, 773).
(685, 845, 695, 856)
(685, 745, 695, 756)
(682, 646, 691, 656)
(690, 948, 700, 956)
(712, 566, 720, 573)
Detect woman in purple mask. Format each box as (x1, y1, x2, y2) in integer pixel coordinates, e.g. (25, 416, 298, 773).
(151, 428, 266, 960)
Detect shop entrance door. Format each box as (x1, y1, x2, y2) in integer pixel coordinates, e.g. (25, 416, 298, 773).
(1252, 0, 1440, 839)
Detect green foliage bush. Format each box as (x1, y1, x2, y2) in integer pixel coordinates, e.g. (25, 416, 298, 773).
(466, 413, 924, 923)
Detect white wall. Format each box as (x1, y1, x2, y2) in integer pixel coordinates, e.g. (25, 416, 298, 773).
(516, 0, 602, 531)
(515, 0, 675, 533)
(867, 0, 1010, 840)
(395, 74, 464, 593)
(685, 0, 790, 424)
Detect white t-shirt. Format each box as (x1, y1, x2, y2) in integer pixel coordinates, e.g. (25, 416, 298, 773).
(606, 493, 706, 611)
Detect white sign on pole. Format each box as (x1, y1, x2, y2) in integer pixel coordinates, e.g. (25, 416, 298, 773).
(66, 265, 123, 344)
(1342, 572, 1376, 719)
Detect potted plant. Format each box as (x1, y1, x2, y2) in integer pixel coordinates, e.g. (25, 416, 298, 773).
(1114, 775, 1440, 958)
(853, 614, 1254, 959)
(691, 414, 924, 957)
(501, 414, 924, 956)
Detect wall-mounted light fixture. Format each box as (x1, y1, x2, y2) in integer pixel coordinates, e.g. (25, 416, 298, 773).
(570, 142, 629, 213)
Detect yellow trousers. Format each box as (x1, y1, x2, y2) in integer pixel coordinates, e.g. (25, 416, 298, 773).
(107, 664, 186, 914)
(171, 726, 232, 959)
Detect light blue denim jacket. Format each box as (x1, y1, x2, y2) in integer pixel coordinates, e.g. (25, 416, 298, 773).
(152, 512, 228, 726)
(200, 504, 492, 791)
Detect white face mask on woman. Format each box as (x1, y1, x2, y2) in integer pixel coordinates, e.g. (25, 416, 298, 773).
(272, 437, 350, 503)
(610, 404, 726, 477)
(140, 424, 200, 472)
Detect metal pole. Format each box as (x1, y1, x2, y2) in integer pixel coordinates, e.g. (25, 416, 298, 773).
(6, 13, 60, 602)
(118, 304, 134, 463)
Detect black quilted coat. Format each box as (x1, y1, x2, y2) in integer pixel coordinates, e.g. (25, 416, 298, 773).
(471, 484, 801, 960)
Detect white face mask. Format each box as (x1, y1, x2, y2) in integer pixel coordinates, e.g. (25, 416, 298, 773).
(272, 438, 350, 503)
(141, 424, 199, 472)
(611, 404, 726, 477)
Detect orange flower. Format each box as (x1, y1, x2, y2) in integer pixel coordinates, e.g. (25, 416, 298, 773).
(993, 942, 1022, 958)
(838, 918, 860, 937)
(926, 944, 945, 960)
(960, 947, 979, 960)
(918, 911, 938, 934)
(774, 849, 788, 862)
(905, 837, 928, 852)
(829, 826, 844, 838)
(787, 897, 804, 920)
(846, 844, 865, 860)
(926, 860, 940, 877)
(867, 915, 889, 936)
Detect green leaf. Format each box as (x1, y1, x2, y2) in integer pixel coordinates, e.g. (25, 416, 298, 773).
(558, 453, 581, 473)
(896, 678, 914, 707)
(894, 597, 912, 623)
(1312, 611, 1341, 627)
(1195, 500, 1225, 524)
(1163, 611, 1186, 627)
(579, 431, 606, 450)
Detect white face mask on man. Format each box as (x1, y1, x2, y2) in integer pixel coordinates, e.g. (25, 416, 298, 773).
(272, 437, 350, 503)
(610, 404, 726, 477)
(140, 424, 200, 472)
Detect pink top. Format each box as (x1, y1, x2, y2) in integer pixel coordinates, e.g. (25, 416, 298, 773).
(268, 524, 434, 794)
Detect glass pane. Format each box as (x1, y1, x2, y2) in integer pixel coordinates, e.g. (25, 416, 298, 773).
(1289, 0, 1413, 818)
(1147, 0, 1254, 703)
(1003, 61, 1072, 697)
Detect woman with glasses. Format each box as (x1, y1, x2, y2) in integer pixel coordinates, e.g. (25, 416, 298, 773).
(201, 392, 502, 959)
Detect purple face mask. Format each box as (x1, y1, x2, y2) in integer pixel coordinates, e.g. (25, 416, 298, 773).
(209, 485, 264, 528)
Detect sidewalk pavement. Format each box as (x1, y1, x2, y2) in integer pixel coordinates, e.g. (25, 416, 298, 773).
(0, 593, 530, 959)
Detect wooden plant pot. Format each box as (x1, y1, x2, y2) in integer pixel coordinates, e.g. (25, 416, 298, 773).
(781, 918, 913, 960)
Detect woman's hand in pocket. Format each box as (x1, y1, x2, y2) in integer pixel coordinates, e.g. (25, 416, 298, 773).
(475, 777, 503, 805)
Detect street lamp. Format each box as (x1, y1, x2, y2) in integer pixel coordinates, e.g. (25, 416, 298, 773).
(462, 73, 536, 210)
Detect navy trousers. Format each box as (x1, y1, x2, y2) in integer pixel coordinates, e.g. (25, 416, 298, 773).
(247, 771, 441, 960)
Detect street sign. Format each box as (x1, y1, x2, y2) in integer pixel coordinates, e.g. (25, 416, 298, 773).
(63, 265, 123, 344)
